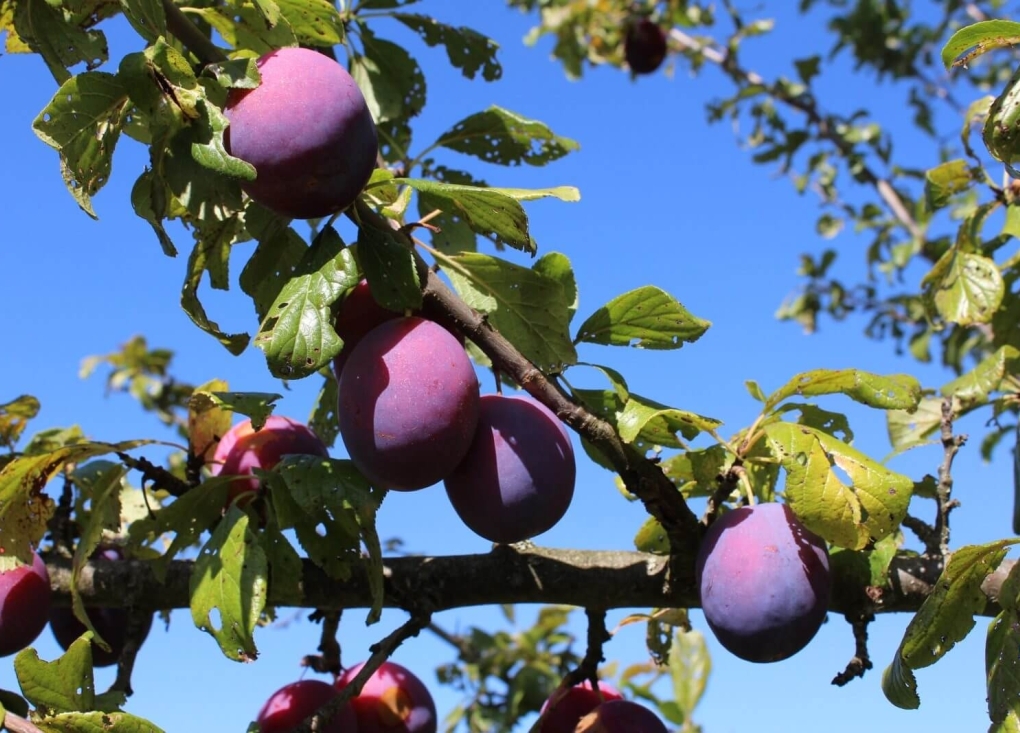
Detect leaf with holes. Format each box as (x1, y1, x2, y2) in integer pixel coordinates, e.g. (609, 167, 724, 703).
(181, 237, 250, 355)
(255, 227, 359, 380)
(394, 14, 501, 80)
(351, 24, 425, 123)
(12, 0, 107, 83)
(922, 249, 1004, 326)
(763, 422, 912, 549)
(239, 204, 310, 321)
(436, 251, 576, 370)
(987, 562, 1020, 732)
(576, 285, 710, 349)
(189, 391, 282, 432)
(433, 106, 577, 167)
(14, 635, 95, 713)
(764, 368, 922, 412)
(276, 0, 344, 45)
(189, 506, 268, 662)
(357, 224, 422, 312)
(32, 72, 129, 218)
(925, 159, 974, 210)
(942, 346, 1020, 403)
(883, 540, 1017, 709)
(0, 395, 39, 450)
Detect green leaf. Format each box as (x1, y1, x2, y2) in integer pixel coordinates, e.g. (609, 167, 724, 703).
(189, 391, 282, 432)
(882, 653, 920, 710)
(32, 71, 129, 218)
(188, 95, 257, 180)
(276, 0, 344, 46)
(925, 159, 974, 210)
(575, 286, 710, 349)
(351, 25, 425, 123)
(119, 0, 166, 43)
(763, 368, 922, 412)
(239, 204, 310, 321)
(130, 170, 177, 256)
(270, 457, 385, 621)
(35, 710, 166, 732)
(14, 636, 95, 713)
(394, 14, 501, 81)
(923, 248, 1005, 326)
(0, 441, 149, 561)
(942, 20, 1020, 69)
(763, 422, 913, 550)
(309, 372, 340, 449)
(181, 237, 250, 355)
(883, 540, 1017, 709)
(987, 563, 1020, 731)
(532, 252, 577, 320)
(262, 521, 304, 606)
(0, 395, 40, 449)
(942, 346, 1020, 403)
(356, 224, 423, 312)
(669, 630, 710, 725)
(777, 402, 854, 443)
(203, 57, 261, 90)
(69, 461, 126, 650)
(12, 0, 107, 84)
(254, 228, 360, 380)
(634, 516, 670, 554)
(187, 379, 232, 462)
(127, 476, 232, 582)
(399, 178, 579, 254)
(435, 251, 576, 371)
(190, 505, 268, 662)
(433, 106, 577, 167)
(886, 397, 946, 455)
(617, 395, 723, 447)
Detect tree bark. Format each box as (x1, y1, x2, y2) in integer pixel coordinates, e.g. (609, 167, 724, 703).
(41, 547, 1013, 618)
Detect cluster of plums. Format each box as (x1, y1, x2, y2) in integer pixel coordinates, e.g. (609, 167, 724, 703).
(256, 661, 665, 733)
(207, 281, 578, 546)
(0, 546, 150, 666)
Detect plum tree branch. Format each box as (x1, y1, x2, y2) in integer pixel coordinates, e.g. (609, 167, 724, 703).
(668, 27, 922, 241)
(1, 711, 44, 733)
(351, 200, 703, 578)
(162, 0, 228, 66)
(41, 546, 1014, 618)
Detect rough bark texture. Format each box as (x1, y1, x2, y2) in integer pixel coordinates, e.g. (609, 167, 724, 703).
(41, 548, 1014, 618)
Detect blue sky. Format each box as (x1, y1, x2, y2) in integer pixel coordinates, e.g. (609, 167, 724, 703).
(0, 1, 1012, 731)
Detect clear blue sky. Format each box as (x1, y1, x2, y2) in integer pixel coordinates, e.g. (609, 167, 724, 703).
(0, 2, 1010, 731)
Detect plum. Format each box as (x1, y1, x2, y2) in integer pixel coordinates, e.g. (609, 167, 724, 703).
(624, 19, 668, 75)
(224, 46, 378, 219)
(49, 547, 152, 667)
(444, 394, 575, 544)
(333, 280, 403, 379)
(695, 502, 831, 663)
(335, 660, 436, 733)
(257, 679, 357, 733)
(209, 415, 330, 504)
(575, 700, 668, 732)
(0, 552, 51, 657)
(337, 317, 480, 491)
(538, 679, 622, 733)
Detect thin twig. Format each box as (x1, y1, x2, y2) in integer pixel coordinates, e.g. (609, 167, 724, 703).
(831, 612, 875, 686)
(934, 398, 966, 556)
(901, 513, 940, 556)
(702, 466, 741, 525)
(528, 609, 610, 733)
(116, 452, 194, 497)
(162, 0, 228, 66)
(301, 610, 343, 676)
(108, 610, 154, 697)
(294, 612, 431, 733)
(2, 712, 45, 733)
(669, 28, 922, 241)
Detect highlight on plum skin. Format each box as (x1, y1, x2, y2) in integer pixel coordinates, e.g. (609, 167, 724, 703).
(695, 502, 832, 663)
(538, 679, 623, 733)
(255, 679, 357, 733)
(48, 547, 153, 667)
(337, 316, 480, 492)
(0, 551, 52, 658)
(335, 660, 437, 733)
(209, 415, 330, 505)
(575, 699, 669, 732)
(444, 394, 576, 544)
(223, 46, 378, 220)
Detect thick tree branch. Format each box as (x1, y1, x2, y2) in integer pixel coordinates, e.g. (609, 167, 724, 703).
(41, 547, 1015, 618)
(668, 28, 922, 241)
